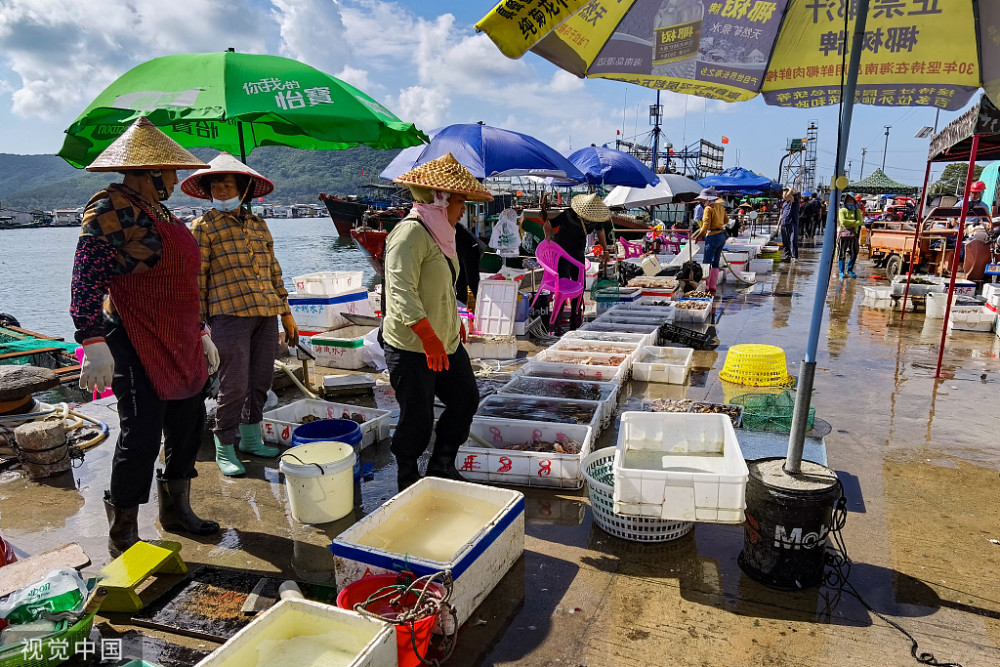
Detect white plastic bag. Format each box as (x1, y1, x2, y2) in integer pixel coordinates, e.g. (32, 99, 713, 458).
(0, 568, 88, 623)
(361, 327, 386, 371)
(490, 208, 521, 258)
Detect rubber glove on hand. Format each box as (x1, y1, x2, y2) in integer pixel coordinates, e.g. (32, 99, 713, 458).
(411, 318, 449, 372)
(79, 339, 113, 394)
(460, 319, 468, 344)
(281, 313, 299, 348)
(201, 333, 220, 374)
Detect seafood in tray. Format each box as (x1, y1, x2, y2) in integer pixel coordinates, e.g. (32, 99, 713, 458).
(552, 343, 637, 355)
(502, 376, 608, 402)
(302, 411, 366, 424)
(477, 396, 599, 425)
(628, 276, 678, 289)
(689, 402, 743, 426)
(503, 438, 582, 454)
(539, 352, 628, 366)
(643, 398, 694, 413)
(684, 290, 714, 299)
(675, 301, 709, 310)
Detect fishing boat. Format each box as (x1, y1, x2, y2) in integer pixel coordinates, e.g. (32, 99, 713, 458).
(319, 182, 411, 238)
(0, 321, 81, 385)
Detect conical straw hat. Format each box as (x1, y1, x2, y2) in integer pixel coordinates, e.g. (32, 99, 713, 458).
(394, 153, 493, 202)
(86, 117, 209, 172)
(181, 152, 275, 199)
(571, 193, 611, 222)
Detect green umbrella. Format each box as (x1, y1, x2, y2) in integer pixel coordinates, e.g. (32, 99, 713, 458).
(59, 50, 427, 168)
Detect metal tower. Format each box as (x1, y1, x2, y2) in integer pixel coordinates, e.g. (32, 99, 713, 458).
(782, 138, 805, 189)
(803, 122, 818, 192)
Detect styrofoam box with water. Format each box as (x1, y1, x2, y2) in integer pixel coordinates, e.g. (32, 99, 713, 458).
(194, 598, 395, 667)
(292, 271, 365, 296)
(457, 418, 594, 489)
(476, 394, 605, 436)
(534, 347, 632, 376)
(631, 346, 693, 384)
(612, 412, 749, 524)
(497, 374, 619, 424)
(330, 477, 524, 626)
(262, 398, 390, 448)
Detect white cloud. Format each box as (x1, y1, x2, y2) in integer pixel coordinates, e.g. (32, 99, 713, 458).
(336, 66, 372, 92)
(395, 85, 450, 130)
(549, 70, 585, 94)
(271, 0, 351, 74)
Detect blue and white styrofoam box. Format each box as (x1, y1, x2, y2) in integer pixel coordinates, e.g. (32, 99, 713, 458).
(288, 288, 370, 329)
(330, 477, 524, 626)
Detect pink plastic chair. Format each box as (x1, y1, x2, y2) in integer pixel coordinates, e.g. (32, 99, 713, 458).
(663, 228, 691, 254)
(619, 238, 643, 259)
(531, 240, 586, 325)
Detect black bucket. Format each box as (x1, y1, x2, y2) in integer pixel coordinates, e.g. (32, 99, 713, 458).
(738, 457, 843, 590)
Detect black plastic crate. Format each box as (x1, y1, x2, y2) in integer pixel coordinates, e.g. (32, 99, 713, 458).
(659, 322, 717, 350)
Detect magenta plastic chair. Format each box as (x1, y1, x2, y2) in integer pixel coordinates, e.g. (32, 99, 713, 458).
(663, 228, 691, 254)
(619, 238, 643, 259)
(531, 240, 586, 325)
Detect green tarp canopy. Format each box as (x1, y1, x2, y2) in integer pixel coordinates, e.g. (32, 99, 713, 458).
(845, 168, 918, 195)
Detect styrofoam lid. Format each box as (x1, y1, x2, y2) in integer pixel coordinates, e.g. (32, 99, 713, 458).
(474, 279, 518, 336)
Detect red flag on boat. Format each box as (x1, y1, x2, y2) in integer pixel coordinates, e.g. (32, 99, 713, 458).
(721, 136, 730, 144)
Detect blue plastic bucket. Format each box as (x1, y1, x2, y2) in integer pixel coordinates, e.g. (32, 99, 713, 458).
(291, 419, 363, 481)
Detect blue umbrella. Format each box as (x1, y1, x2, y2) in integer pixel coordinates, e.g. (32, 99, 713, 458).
(697, 167, 782, 194)
(380, 123, 584, 182)
(567, 144, 658, 187)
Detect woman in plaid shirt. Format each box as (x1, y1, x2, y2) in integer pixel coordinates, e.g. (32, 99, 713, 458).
(183, 153, 298, 476)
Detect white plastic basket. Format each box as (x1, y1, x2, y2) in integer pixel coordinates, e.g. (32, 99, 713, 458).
(584, 448, 693, 543)
(631, 346, 693, 384)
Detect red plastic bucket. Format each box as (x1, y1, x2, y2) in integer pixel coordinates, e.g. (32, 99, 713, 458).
(336, 574, 442, 667)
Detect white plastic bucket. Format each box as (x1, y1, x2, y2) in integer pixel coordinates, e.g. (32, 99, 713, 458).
(279, 441, 356, 524)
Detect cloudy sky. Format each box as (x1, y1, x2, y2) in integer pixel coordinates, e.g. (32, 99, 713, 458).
(0, 0, 964, 185)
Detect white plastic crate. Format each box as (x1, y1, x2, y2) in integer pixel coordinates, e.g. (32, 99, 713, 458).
(534, 347, 632, 374)
(563, 330, 655, 347)
(288, 289, 370, 329)
(292, 271, 365, 296)
(498, 374, 619, 424)
(330, 478, 524, 626)
(604, 304, 675, 324)
(579, 320, 661, 338)
(474, 279, 518, 336)
(194, 598, 395, 667)
(262, 398, 390, 448)
(457, 418, 594, 489)
(983, 283, 1000, 307)
(476, 394, 604, 436)
(307, 325, 375, 370)
(748, 258, 772, 274)
(465, 334, 518, 359)
(862, 286, 893, 309)
(516, 359, 628, 387)
(635, 295, 678, 306)
(550, 338, 641, 370)
(594, 312, 668, 326)
(631, 346, 693, 384)
(613, 412, 749, 524)
(673, 301, 712, 323)
(948, 305, 995, 332)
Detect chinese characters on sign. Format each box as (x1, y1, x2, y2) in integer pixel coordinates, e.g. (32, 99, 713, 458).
(242, 79, 336, 110)
(765, 84, 968, 109)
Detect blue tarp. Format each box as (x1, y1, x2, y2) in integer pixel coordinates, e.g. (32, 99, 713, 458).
(697, 167, 783, 194)
(566, 145, 658, 187)
(980, 161, 999, 212)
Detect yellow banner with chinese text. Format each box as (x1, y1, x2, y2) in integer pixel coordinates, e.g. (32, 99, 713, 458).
(476, 0, 591, 59)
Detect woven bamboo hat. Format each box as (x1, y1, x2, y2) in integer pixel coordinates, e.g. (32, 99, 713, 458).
(394, 153, 493, 202)
(86, 117, 209, 172)
(571, 193, 611, 222)
(181, 152, 275, 199)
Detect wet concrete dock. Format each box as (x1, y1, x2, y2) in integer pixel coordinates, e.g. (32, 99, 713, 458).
(2, 244, 999, 666)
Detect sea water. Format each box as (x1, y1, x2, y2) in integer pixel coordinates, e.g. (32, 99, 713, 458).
(623, 448, 722, 474)
(355, 490, 503, 563)
(255, 636, 359, 667)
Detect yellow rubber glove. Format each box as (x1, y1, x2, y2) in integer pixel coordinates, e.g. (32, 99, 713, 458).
(281, 313, 299, 348)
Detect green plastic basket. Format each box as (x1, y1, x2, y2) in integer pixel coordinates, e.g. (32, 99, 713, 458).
(0, 581, 98, 667)
(729, 391, 815, 433)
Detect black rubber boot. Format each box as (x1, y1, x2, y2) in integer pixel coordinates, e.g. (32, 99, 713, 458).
(156, 474, 220, 536)
(104, 492, 140, 558)
(426, 448, 465, 482)
(396, 461, 422, 492)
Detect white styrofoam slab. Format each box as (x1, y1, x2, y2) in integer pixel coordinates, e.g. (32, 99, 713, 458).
(474, 279, 519, 336)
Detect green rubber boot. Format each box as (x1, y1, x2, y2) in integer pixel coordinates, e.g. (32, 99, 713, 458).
(238, 422, 279, 458)
(215, 436, 246, 477)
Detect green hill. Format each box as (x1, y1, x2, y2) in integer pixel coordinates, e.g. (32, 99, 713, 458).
(0, 146, 402, 210)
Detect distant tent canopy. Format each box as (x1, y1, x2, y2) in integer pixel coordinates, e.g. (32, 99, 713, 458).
(697, 167, 783, 194)
(845, 168, 918, 195)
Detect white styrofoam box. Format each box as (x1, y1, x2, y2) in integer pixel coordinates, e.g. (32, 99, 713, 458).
(594, 312, 670, 329)
(288, 289, 370, 329)
(308, 325, 375, 370)
(262, 398, 390, 448)
(724, 251, 749, 264)
(457, 418, 594, 489)
(605, 303, 676, 321)
(499, 373, 619, 424)
(465, 334, 518, 359)
(476, 394, 604, 436)
(862, 286, 893, 310)
(748, 258, 772, 274)
(613, 412, 749, 524)
(890, 275, 946, 296)
(640, 254, 662, 276)
(194, 598, 395, 667)
(673, 301, 712, 323)
(563, 329, 656, 348)
(948, 305, 995, 332)
(551, 337, 641, 356)
(292, 271, 365, 296)
(474, 279, 519, 336)
(631, 346, 693, 384)
(579, 320, 661, 339)
(366, 290, 382, 314)
(330, 477, 524, 626)
(952, 280, 977, 297)
(983, 283, 1000, 307)
(534, 347, 631, 375)
(516, 359, 628, 388)
(635, 295, 678, 306)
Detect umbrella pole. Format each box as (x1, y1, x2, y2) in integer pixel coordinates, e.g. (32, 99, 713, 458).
(934, 134, 981, 378)
(785, 0, 870, 475)
(899, 160, 933, 320)
(238, 121, 247, 164)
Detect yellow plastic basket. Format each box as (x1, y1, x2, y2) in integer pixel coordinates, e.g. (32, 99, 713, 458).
(718, 344, 794, 387)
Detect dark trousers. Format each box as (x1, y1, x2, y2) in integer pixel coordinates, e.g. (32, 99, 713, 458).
(107, 326, 205, 508)
(781, 223, 799, 259)
(209, 315, 278, 444)
(838, 234, 859, 270)
(385, 343, 479, 469)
